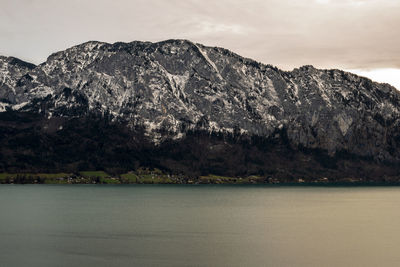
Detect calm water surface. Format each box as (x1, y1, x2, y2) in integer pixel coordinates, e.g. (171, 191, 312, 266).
(0, 185, 400, 266)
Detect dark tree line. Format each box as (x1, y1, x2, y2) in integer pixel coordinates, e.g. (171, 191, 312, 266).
(1, 110, 400, 181)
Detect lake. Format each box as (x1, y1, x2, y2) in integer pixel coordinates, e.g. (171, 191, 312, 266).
(0, 185, 399, 266)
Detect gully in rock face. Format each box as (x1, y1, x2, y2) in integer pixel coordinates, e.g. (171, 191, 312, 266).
(0, 40, 399, 182)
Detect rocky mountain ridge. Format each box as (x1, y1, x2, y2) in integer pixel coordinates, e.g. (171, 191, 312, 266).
(0, 39, 399, 177)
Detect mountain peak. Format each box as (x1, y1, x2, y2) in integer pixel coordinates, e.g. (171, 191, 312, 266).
(1, 40, 400, 171)
(0, 56, 36, 69)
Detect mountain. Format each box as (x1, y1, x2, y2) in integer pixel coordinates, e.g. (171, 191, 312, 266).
(1, 39, 400, 181)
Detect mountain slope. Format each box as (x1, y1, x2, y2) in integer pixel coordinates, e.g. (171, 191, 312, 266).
(0, 39, 399, 179)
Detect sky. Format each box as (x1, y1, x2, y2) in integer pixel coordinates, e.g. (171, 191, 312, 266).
(0, 0, 399, 89)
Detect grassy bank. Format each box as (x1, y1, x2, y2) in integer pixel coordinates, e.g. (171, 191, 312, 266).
(1, 168, 399, 185)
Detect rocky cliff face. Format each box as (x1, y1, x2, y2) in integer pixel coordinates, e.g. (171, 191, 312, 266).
(1, 39, 400, 177)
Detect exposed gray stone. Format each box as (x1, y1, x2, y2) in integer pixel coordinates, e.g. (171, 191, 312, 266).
(1, 39, 400, 162)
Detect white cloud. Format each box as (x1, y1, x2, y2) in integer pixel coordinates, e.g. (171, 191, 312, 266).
(0, 0, 399, 86)
(196, 21, 248, 35)
(316, 0, 395, 7)
(346, 68, 400, 90)
(316, 0, 330, 4)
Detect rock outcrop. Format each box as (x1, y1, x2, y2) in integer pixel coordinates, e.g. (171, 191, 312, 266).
(0, 39, 399, 179)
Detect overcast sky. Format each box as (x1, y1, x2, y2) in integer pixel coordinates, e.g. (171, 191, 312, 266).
(1, 0, 399, 88)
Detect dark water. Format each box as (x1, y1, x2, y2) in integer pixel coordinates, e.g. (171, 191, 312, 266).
(1, 185, 400, 266)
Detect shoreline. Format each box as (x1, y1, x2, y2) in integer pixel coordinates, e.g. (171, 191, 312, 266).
(1, 171, 400, 186)
(0, 177, 400, 187)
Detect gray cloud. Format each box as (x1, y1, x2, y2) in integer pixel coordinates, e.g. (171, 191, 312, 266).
(0, 0, 398, 70)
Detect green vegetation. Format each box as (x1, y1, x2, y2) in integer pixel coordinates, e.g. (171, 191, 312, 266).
(43, 179, 69, 184)
(0, 169, 178, 184)
(0, 173, 71, 182)
(120, 173, 139, 183)
(200, 174, 235, 182)
(0, 173, 11, 180)
(79, 171, 123, 184)
(199, 174, 264, 184)
(79, 171, 110, 179)
(99, 178, 120, 184)
(121, 170, 175, 184)
(0, 169, 352, 185)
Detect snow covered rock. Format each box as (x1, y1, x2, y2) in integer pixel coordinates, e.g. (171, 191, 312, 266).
(1, 39, 400, 174)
